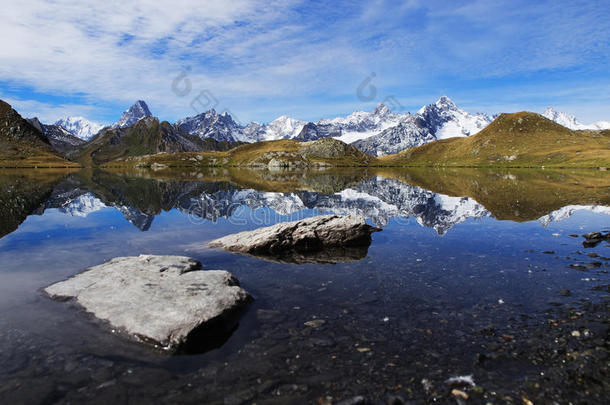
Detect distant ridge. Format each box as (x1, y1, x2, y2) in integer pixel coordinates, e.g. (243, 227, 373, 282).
(542, 107, 610, 130)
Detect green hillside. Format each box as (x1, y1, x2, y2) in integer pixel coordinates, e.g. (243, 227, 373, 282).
(0, 100, 80, 168)
(379, 112, 610, 168)
(106, 137, 374, 168)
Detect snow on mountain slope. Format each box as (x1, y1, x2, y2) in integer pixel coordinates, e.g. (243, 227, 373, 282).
(263, 116, 306, 140)
(593, 121, 610, 129)
(176, 104, 401, 143)
(111, 100, 152, 129)
(542, 107, 610, 130)
(239, 116, 306, 142)
(295, 103, 402, 143)
(325, 104, 403, 143)
(538, 205, 610, 226)
(174, 97, 492, 153)
(59, 193, 107, 217)
(353, 97, 493, 156)
(55, 116, 103, 140)
(417, 96, 493, 140)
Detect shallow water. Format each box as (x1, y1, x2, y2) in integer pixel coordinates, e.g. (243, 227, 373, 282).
(0, 168, 609, 404)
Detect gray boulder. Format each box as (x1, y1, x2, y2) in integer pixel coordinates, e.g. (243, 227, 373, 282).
(44, 255, 251, 351)
(208, 214, 380, 260)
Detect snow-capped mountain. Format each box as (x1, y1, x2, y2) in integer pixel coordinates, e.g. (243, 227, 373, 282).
(241, 116, 306, 142)
(173, 97, 493, 155)
(418, 96, 493, 139)
(319, 104, 403, 143)
(26, 117, 86, 152)
(111, 100, 152, 129)
(176, 109, 242, 142)
(55, 116, 103, 140)
(353, 97, 493, 156)
(542, 107, 610, 130)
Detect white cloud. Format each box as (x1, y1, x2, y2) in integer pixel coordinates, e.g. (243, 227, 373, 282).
(0, 0, 608, 123)
(1, 97, 107, 124)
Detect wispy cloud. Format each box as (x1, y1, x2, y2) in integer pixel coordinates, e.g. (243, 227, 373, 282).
(0, 0, 608, 124)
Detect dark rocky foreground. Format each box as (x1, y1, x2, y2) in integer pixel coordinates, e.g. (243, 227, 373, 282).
(2, 255, 608, 404)
(0, 227, 608, 404)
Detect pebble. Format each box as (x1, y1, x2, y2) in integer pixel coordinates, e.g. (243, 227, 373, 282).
(304, 319, 326, 328)
(451, 389, 469, 400)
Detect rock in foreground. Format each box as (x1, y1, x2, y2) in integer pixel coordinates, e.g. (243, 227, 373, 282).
(44, 255, 251, 352)
(208, 214, 380, 261)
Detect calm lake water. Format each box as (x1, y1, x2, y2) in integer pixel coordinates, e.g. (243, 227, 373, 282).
(0, 168, 609, 404)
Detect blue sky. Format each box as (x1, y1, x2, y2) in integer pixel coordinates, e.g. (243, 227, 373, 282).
(0, 0, 608, 125)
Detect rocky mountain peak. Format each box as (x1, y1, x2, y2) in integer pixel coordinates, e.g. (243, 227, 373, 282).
(435, 96, 457, 109)
(372, 103, 390, 116)
(112, 100, 152, 129)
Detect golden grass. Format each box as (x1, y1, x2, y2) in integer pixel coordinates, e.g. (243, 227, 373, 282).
(379, 112, 610, 168)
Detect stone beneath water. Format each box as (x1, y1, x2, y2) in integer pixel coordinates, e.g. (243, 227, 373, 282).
(44, 255, 251, 352)
(582, 231, 610, 248)
(207, 214, 380, 263)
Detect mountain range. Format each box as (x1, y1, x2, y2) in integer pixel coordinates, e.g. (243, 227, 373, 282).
(171, 98, 493, 156)
(32, 97, 609, 159)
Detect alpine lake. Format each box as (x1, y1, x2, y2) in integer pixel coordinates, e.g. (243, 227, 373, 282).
(0, 167, 608, 404)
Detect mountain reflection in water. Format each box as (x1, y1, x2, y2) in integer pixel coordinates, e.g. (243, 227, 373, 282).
(1, 167, 610, 239)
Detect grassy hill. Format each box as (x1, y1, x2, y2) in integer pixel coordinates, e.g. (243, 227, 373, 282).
(379, 112, 610, 168)
(106, 137, 374, 168)
(0, 100, 80, 168)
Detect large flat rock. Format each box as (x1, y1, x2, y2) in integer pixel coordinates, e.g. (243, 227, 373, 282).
(44, 255, 251, 351)
(208, 214, 380, 261)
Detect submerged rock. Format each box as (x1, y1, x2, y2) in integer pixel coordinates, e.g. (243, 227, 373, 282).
(582, 231, 610, 248)
(44, 255, 251, 352)
(207, 214, 380, 262)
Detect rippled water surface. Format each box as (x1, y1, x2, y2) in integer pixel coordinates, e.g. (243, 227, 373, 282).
(0, 168, 609, 404)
